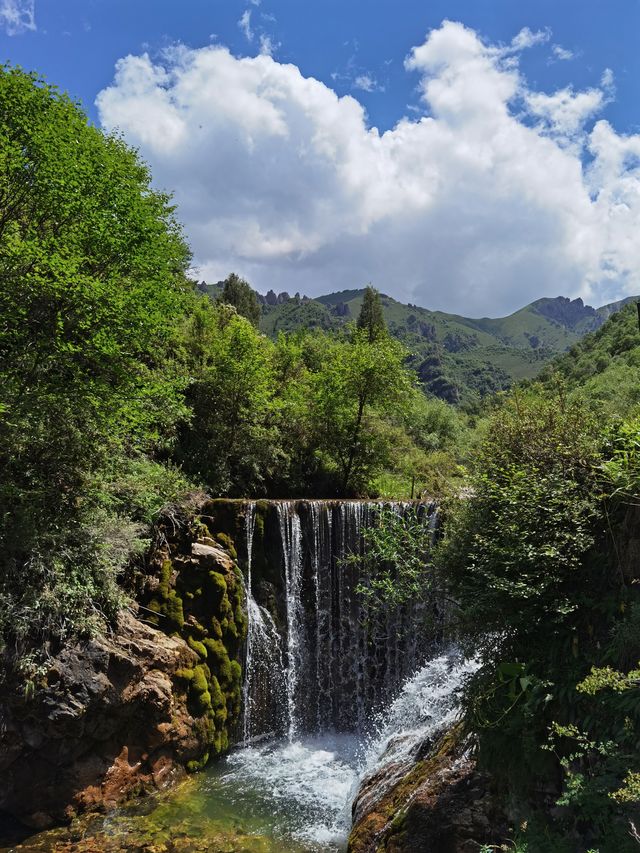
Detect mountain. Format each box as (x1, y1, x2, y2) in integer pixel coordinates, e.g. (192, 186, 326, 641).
(540, 300, 640, 416)
(259, 290, 636, 407)
(200, 278, 636, 408)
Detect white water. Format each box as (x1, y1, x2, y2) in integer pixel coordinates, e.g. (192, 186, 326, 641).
(278, 504, 305, 739)
(243, 501, 287, 742)
(216, 648, 475, 851)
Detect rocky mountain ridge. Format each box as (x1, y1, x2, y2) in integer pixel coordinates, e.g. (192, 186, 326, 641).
(200, 278, 636, 405)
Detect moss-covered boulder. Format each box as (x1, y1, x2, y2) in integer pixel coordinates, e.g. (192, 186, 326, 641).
(141, 509, 248, 770)
(348, 727, 510, 853)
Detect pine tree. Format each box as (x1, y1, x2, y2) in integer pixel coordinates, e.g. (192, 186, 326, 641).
(356, 285, 387, 342)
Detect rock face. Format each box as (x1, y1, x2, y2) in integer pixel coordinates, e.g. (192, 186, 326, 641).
(0, 506, 248, 829)
(0, 610, 202, 828)
(348, 729, 509, 853)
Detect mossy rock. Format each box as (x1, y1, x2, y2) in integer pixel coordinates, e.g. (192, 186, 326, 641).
(175, 667, 195, 683)
(143, 504, 249, 764)
(159, 559, 173, 598)
(187, 636, 208, 660)
(165, 591, 184, 630)
(215, 532, 237, 561)
(207, 571, 227, 605)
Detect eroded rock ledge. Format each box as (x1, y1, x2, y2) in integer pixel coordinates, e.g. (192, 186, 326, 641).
(0, 504, 248, 829)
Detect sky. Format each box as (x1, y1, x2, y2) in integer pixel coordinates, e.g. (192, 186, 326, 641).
(3, 0, 640, 316)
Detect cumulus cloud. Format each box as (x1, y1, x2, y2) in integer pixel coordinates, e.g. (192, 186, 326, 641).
(0, 0, 35, 35)
(96, 21, 640, 315)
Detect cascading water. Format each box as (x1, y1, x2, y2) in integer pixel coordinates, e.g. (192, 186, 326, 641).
(207, 498, 466, 850)
(209, 648, 475, 851)
(242, 501, 287, 743)
(263, 500, 436, 737)
(352, 649, 480, 828)
(278, 503, 305, 739)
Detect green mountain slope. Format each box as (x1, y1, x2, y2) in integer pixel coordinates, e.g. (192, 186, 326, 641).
(259, 289, 635, 407)
(200, 278, 636, 408)
(542, 301, 640, 415)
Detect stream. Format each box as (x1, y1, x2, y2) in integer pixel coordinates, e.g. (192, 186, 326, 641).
(2, 651, 475, 853)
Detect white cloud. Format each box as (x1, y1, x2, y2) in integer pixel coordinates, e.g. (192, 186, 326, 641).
(552, 44, 574, 61)
(259, 33, 277, 56)
(353, 74, 382, 93)
(509, 26, 551, 51)
(97, 21, 640, 315)
(526, 86, 605, 140)
(0, 0, 35, 35)
(238, 10, 253, 42)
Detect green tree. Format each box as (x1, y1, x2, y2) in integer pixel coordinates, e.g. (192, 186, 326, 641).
(356, 285, 386, 342)
(0, 66, 191, 652)
(218, 272, 261, 327)
(178, 304, 279, 495)
(313, 330, 413, 494)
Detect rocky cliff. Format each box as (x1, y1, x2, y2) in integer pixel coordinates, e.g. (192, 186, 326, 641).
(0, 503, 248, 829)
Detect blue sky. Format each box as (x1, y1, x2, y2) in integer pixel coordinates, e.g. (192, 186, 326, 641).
(4, 1, 639, 133)
(3, 0, 640, 314)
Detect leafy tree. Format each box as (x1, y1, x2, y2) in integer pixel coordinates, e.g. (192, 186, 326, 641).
(218, 272, 261, 327)
(356, 285, 386, 342)
(178, 303, 279, 495)
(0, 66, 190, 521)
(0, 66, 191, 654)
(312, 329, 413, 494)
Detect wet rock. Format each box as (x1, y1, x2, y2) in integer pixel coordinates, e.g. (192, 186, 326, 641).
(191, 542, 234, 572)
(348, 728, 509, 853)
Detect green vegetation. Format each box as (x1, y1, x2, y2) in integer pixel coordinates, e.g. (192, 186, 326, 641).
(0, 65, 194, 665)
(258, 289, 635, 409)
(540, 301, 640, 416)
(436, 383, 640, 851)
(217, 272, 261, 327)
(0, 66, 464, 667)
(356, 285, 386, 342)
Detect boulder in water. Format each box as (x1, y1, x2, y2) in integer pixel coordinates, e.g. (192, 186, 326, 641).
(349, 727, 510, 853)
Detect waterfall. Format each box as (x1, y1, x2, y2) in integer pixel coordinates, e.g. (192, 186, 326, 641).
(278, 503, 305, 739)
(242, 502, 286, 743)
(351, 649, 479, 828)
(242, 501, 256, 743)
(217, 646, 474, 852)
(242, 499, 438, 742)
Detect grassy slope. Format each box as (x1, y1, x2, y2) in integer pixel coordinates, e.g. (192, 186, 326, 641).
(543, 301, 640, 415)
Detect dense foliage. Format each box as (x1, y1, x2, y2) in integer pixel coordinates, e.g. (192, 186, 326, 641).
(217, 272, 262, 327)
(438, 384, 640, 851)
(0, 66, 465, 665)
(540, 302, 640, 417)
(0, 66, 195, 664)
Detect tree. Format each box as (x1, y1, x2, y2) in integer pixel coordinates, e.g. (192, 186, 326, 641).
(178, 305, 278, 495)
(313, 330, 413, 494)
(218, 273, 261, 327)
(356, 285, 386, 342)
(0, 66, 191, 651)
